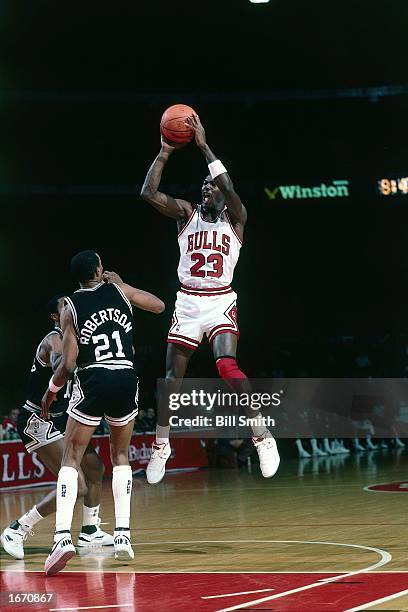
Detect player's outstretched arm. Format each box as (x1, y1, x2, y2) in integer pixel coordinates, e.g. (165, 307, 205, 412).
(103, 271, 165, 314)
(140, 137, 193, 221)
(186, 114, 247, 227)
(41, 307, 78, 419)
(123, 285, 165, 314)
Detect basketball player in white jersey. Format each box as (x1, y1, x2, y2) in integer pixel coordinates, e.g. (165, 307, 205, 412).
(141, 113, 280, 483)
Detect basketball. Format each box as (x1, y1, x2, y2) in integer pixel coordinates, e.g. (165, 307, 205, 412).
(160, 104, 196, 144)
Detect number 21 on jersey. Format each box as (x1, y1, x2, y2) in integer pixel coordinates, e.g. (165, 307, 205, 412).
(92, 331, 125, 361)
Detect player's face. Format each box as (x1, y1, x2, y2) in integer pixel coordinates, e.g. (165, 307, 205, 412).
(10, 408, 19, 421)
(202, 176, 224, 209)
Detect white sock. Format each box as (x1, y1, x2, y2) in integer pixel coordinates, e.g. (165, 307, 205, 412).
(18, 505, 43, 531)
(112, 465, 132, 530)
(82, 504, 100, 527)
(156, 424, 170, 443)
(56, 466, 78, 533)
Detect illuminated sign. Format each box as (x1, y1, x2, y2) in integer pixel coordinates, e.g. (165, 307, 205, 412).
(377, 177, 408, 197)
(264, 180, 350, 201)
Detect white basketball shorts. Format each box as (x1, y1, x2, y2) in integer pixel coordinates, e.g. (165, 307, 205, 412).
(167, 288, 239, 350)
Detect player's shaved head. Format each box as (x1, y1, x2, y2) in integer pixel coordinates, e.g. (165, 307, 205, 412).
(70, 250, 101, 283)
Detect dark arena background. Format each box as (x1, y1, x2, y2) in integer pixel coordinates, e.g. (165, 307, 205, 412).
(1, 2, 407, 611)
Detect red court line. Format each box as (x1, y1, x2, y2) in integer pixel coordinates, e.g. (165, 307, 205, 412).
(1, 571, 407, 611)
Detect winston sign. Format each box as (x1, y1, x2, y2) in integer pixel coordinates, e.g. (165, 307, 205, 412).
(265, 179, 350, 200)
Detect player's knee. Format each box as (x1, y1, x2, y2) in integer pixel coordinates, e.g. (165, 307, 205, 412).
(216, 357, 246, 380)
(110, 446, 129, 467)
(164, 364, 181, 384)
(62, 438, 87, 469)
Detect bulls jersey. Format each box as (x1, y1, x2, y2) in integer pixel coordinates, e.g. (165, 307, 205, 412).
(65, 283, 134, 370)
(177, 207, 242, 292)
(24, 327, 70, 416)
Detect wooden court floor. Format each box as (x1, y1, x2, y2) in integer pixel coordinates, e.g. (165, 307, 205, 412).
(1, 449, 407, 611)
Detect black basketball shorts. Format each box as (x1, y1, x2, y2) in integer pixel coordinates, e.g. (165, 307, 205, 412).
(67, 366, 139, 428)
(17, 408, 67, 453)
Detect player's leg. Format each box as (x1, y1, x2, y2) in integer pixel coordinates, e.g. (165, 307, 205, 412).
(211, 332, 280, 478)
(147, 342, 194, 484)
(157, 342, 194, 439)
(106, 419, 135, 560)
(3, 441, 112, 559)
(2, 412, 88, 560)
(76, 444, 114, 547)
(45, 416, 97, 576)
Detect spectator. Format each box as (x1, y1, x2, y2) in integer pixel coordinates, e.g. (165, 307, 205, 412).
(2, 408, 20, 438)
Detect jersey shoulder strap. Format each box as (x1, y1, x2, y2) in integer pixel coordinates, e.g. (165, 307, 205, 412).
(111, 283, 132, 314)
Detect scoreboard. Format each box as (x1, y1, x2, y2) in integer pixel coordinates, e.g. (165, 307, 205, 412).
(377, 177, 408, 197)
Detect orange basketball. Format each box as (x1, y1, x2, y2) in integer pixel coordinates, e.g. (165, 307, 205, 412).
(160, 104, 196, 144)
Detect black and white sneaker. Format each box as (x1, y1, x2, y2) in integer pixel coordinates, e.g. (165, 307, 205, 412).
(114, 529, 134, 561)
(77, 520, 114, 547)
(44, 531, 75, 576)
(1, 521, 33, 560)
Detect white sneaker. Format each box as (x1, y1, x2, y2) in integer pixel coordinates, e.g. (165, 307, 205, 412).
(312, 446, 328, 457)
(253, 436, 280, 478)
(146, 442, 171, 484)
(77, 520, 114, 547)
(337, 440, 350, 454)
(114, 529, 134, 561)
(44, 532, 75, 576)
(1, 522, 32, 560)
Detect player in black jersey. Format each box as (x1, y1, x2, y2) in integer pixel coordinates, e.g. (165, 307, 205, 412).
(41, 250, 164, 576)
(1, 296, 113, 561)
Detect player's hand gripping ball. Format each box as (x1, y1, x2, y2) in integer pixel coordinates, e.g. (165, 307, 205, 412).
(160, 104, 196, 144)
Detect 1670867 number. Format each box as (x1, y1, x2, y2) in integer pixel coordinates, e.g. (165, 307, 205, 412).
(6, 593, 55, 604)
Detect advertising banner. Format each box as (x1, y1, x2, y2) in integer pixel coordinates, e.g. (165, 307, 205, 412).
(0, 434, 208, 490)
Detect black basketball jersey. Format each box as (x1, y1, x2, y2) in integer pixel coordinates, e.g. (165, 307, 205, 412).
(65, 283, 134, 370)
(24, 327, 71, 416)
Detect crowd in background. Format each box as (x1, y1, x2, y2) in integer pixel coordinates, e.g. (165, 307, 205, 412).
(2, 335, 407, 469)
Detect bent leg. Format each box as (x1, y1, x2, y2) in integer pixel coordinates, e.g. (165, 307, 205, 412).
(32, 439, 64, 518)
(156, 343, 194, 438)
(212, 332, 267, 437)
(26, 439, 88, 518)
(56, 417, 96, 533)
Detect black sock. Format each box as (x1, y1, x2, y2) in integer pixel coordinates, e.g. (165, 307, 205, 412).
(9, 520, 21, 530)
(81, 525, 97, 535)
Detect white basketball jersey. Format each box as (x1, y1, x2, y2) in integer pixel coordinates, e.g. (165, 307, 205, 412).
(177, 207, 242, 291)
